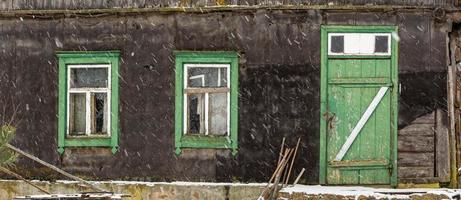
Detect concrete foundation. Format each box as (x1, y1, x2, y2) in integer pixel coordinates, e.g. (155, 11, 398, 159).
(0, 180, 265, 200)
(2, 180, 459, 200)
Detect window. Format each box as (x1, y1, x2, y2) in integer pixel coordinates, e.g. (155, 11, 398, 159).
(185, 64, 229, 136)
(328, 33, 391, 55)
(175, 51, 238, 155)
(68, 65, 110, 136)
(57, 51, 120, 154)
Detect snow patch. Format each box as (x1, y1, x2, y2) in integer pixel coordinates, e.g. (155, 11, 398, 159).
(281, 185, 461, 199)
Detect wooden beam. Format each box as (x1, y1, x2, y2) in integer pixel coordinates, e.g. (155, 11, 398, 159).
(435, 109, 450, 183)
(284, 138, 300, 186)
(0, 166, 50, 194)
(293, 168, 305, 185)
(334, 86, 389, 161)
(5, 144, 106, 192)
(448, 34, 458, 188)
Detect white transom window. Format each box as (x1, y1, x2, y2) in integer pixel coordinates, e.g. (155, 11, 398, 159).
(183, 64, 230, 136)
(328, 33, 391, 55)
(67, 64, 111, 137)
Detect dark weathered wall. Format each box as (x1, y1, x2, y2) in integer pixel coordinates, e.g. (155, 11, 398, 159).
(0, 0, 453, 11)
(0, 10, 447, 184)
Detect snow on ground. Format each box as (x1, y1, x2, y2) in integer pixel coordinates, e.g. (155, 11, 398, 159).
(281, 185, 461, 199)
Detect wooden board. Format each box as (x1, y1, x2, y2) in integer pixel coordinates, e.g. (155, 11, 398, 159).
(398, 152, 434, 167)
(398, 135, 434, 152)
(435, 109, 450, 183)
(398, 166, 434, 178)
(398, 124, 434, 136)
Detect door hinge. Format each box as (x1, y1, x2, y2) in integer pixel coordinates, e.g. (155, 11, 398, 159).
(323, 111, 336, 129)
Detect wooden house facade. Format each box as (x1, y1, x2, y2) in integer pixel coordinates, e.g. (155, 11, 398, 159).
(0, 0, 458, 187)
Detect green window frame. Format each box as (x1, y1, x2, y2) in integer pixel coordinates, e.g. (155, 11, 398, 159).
(174, 51, 239, 155)
(57, 51, 120, 154)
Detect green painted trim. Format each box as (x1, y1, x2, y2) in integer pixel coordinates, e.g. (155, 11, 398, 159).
(181, 136, 232, 148)
(64, 138, 112, 146)
(390, 26, 399, 187)
(329, 159, 389, 167)
(56, 51, 120, 154)
(174, 52, 184, 155)
(329, 166, 391, 170)
(321, 26, 397, 33)
(57, 57, 66, 154)
(328, 55, 391, 59)
(328, 78, 391, 85)
(174, 51, 239, 155)
(319, 26, 328, 185)
(319, 25, 399, 186)
(230, 53, 239, 156)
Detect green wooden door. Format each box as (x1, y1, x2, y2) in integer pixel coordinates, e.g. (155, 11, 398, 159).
(326, 59, 392, 184)
(320, 26, 398, 186)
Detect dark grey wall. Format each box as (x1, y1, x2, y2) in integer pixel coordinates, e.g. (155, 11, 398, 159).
(0, 10, 448, 184)
(0, 0, 453, 11)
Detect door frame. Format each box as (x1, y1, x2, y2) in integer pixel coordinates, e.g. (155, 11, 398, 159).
(319, 25, 399, 186)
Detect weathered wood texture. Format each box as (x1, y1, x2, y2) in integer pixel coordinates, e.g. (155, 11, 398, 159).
(0, 0, 454, 10)
(398, 152, 434, 166)
(399, 167, 435, 178)
(398, 112, 435, 179)
(0, 10, 448, 183)
(397, 109, 451, 183)
(435, 109, 450, 182)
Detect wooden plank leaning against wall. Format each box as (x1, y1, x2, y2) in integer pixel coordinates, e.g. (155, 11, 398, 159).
(452, 29, 461, 188)
(449, 25, 461, 188)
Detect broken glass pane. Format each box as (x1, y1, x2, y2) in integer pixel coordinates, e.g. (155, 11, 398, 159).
(330, 36, 344, 53)
(69, 93, 86, 136)
(70, 67, 108, 88)
(90, 92, 108, 135)
(209, 93, 228, 136)
(188, 67, 227, 87)
(375, 36, 389, 53)
(188, 93, 205, 134)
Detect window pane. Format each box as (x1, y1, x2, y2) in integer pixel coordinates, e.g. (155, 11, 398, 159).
(188, 67, 227, 88)
(358, 34, 375, 54)
(69, 93, 86, 136)
(187, 93, 206, 134)
(344, 34, 361, 54)
(375, 36, 389, 53)
(209, 93, 228, 136)
(90, 92, 108, 135)
(70, 68, 108, 88)
(330, 36, 344, 53)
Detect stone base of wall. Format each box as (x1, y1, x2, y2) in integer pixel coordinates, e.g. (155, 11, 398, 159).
(0, 180, 265, 200)
(2, 180, 459, 200)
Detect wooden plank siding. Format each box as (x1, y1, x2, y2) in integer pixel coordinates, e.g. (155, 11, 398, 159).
(0, 0, 454, 10)
(0, 9, 449, 184)
(397, 112, 436, 181)
(397, 109, 451, 184)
